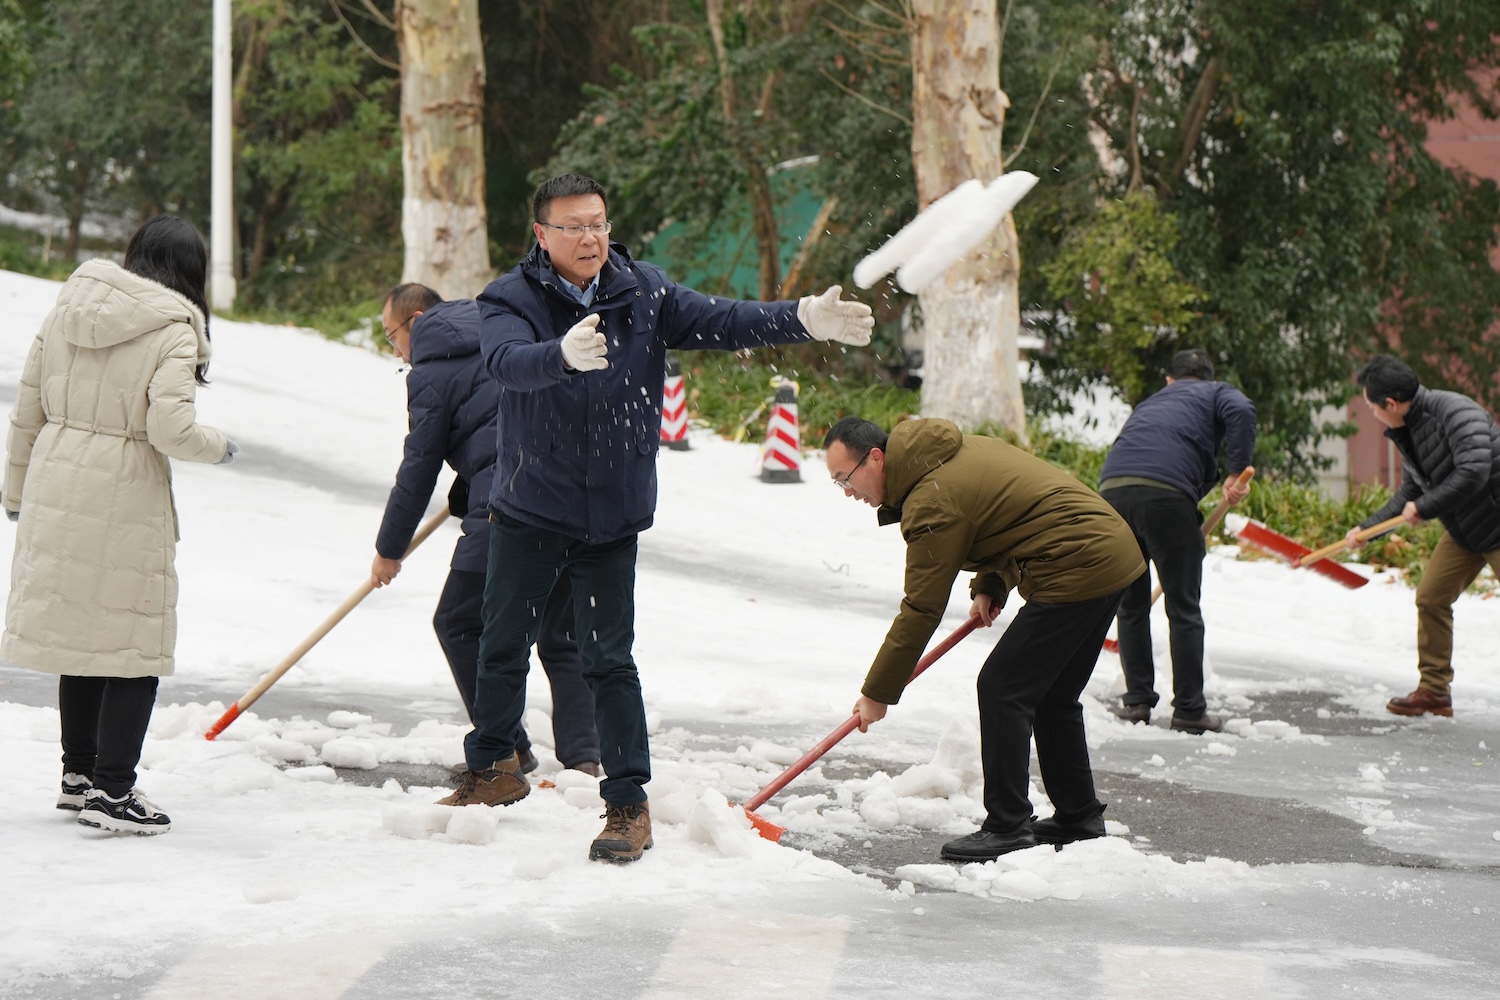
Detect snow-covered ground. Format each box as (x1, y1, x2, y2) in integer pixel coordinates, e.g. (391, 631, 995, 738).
(1, 267, 1497, 999)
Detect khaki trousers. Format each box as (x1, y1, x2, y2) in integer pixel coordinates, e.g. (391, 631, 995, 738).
(1414, 532, 1500, 694)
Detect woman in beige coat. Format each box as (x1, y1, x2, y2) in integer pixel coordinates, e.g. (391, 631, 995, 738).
(3, 216, 235, 835)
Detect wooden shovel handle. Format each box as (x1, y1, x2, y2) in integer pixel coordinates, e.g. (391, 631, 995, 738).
(1297, 514, 1406, 566)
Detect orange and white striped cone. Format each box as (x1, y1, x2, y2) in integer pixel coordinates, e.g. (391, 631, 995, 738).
(660, 355, 690, 451)
(759, 378, 802, 483)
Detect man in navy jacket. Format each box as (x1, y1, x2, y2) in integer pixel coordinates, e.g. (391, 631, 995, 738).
(372, 284, 599, 775)
(1098, 349, 1256, 734)
(1349, 354, 1500, 718)
(442, 173, 873, 862)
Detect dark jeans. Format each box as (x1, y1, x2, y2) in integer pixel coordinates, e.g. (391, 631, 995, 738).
(1103, 486, 1208, 716)
(434, 568, 599, 766)
(58, 675, 159, 798)
(466, 514, 649, 805)
(977, 590, 1122, 834)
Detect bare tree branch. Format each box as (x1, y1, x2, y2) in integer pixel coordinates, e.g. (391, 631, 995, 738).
(818, 67, 912, 127)
(1004, 41, 1067, 168)
(354, 0, 396, 32)
(1161, 55, 1222, 196)
(329, 0, 399, 70)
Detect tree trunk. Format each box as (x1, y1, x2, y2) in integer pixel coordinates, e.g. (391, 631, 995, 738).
(908, 0, 1025, 440)
(396, 0, 491, 301)
(706, 0, 781, 301)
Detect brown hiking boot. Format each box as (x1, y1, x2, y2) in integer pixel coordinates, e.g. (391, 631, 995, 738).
(589, 802, 652, 863)
(1386, 688, 1453, 717)
(436, 754, 531, 807)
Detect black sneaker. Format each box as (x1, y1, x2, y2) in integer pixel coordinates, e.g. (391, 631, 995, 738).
(1170, 712, 1223, 734)
(77, 788, 172, 835)
(940, 826, 1037, 862)
(57, 772, 93, 811)
(1032, 805, 1108, 846)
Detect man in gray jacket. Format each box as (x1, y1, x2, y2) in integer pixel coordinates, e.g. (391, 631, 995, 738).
(1349, 355, 1500, 718)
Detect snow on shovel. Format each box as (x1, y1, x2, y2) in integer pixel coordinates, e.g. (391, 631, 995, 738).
(1227, 514, 1394, 590)
(204, 505, 452, 740)
(736, 614, 982, 843)
(1102, 467, 1255, 654)
(853, 172, 1039, 293)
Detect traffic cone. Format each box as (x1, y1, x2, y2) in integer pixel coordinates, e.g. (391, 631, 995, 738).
(660, 355, 690, 451)
(759, 377, 802, 483)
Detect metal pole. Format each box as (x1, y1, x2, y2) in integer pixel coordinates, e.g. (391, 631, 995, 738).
(210, 0, 237, 311)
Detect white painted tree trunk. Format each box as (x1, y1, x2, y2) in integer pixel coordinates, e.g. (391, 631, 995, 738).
(909, 0, 1026, 439)
(396, 0, 491, 300)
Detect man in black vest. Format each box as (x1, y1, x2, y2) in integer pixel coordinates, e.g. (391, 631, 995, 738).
(1349, 355, 1500, 718)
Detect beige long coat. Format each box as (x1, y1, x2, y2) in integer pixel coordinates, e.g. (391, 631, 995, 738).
(3, 259, 228, 678)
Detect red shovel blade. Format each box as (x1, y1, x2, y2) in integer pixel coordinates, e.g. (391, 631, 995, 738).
(1235, 518, 1368, 589)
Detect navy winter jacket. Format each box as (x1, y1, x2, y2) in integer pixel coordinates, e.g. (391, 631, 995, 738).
(1099, 378, 1257, 500)
(477, 242, 811, 544)
(375, 298, 497, 574)
(1360, 387, 1500, 554)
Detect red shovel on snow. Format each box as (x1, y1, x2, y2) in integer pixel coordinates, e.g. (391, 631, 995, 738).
(736, 614, 982, 842)
(1233, 516, 1397, 589)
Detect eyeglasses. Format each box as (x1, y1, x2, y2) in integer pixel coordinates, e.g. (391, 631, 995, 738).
(540, 221, 613, 238)
(832, 450, 870, 490)
(382, 315, 412, 342)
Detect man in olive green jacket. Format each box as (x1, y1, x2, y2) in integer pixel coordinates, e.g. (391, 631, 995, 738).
(825, 416, 1144, 862)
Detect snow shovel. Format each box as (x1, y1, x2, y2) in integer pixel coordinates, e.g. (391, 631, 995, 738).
(1233, 515, 1383, 589)
(204, 504, 451, 740)
(1294, 515, 1407, 567)
(1102, 467, 1256, 654)
(736, 613, 982, 843)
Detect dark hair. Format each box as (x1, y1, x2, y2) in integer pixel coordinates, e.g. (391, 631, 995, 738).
(1169, 348, 1214, 381)
(824, 415, 888, 456)
(1356, 354, 1420, 406)
(383, 283, 443, 327)
(532, 173, 609, 224)
(124, 215, 211, 385)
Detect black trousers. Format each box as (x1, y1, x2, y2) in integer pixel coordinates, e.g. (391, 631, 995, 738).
(467, 514, 648, 805)
(977, 589, 1123, 834)
(58, 675, 159, 798)
(433, 567, 599, 767)
(1103, 485, 1208, 715)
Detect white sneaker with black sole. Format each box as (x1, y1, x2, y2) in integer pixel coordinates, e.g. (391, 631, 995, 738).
(56, 772, 93, 811)
(77, 787, 171, 835)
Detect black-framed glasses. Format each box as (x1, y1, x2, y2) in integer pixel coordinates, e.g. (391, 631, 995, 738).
(832, 450, 870, 489)
(540, 221, 613, 238)
(382, 315, 412, 343)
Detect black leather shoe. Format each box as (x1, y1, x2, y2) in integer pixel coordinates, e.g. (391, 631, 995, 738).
(1109, 702, 1150, 724)
(1170, 712, 1223, 734)
(940, 826, 1037, 862)
(1032, 805, 1107, 846)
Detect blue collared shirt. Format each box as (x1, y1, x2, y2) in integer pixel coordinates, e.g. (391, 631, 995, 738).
(546, 259, 600, 309)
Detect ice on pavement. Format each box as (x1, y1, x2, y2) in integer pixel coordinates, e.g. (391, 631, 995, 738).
(2, 267, 1499, 990)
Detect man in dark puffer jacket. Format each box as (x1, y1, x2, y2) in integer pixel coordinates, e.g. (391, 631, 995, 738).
(371, 283, 599, 772)
(1351, 355, 1500, 718)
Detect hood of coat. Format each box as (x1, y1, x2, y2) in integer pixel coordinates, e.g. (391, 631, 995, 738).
(53, 259, 209, 360)
(409, 298, 481, 365)
(877, 417, 964, 523)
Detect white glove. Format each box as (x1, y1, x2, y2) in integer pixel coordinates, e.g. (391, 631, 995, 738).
(216, 439, 239, 465)
(560, 313, 608, 371)
(797, 285, 874, 346)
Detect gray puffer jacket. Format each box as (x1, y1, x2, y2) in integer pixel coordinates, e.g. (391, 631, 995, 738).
(1361, 386, 1500, 554)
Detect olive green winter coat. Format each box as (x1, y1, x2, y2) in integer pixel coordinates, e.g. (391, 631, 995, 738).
(3, 259, 229, 678)
(863, 418, 1143, 704)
